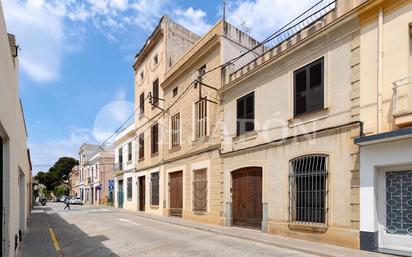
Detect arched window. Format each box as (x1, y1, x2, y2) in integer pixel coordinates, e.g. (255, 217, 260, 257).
(289, 154, 328, 225)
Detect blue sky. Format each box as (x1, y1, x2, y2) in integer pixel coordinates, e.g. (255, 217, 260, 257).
(1, 0, 318, 173)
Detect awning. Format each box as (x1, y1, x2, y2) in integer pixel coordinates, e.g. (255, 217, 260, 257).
(354, 127, 412, 146)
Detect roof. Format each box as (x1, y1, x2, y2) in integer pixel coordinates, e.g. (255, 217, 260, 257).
(354, 127, 412, 146)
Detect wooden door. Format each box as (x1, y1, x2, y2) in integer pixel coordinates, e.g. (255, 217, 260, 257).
(139, 176, 145, 211)
(232, 167, 262, 228)
(169, 171, 183, 217)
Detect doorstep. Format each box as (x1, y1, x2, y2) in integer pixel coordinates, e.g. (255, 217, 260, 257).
(114, 208, 392, 257)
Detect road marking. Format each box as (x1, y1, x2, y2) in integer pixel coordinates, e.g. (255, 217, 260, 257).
(44, 210, 64, 257)
(119, 218, 140, 226)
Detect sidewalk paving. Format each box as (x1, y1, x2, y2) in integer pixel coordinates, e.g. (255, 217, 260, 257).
(114, 207, 391, 257)
(19, 206, 58, 257)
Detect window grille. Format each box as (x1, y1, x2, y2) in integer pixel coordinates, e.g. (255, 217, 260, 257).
(152, 79, 159, 106)
(236, 92, 255, 135)
(289, 155, 328, 225)
(127, 177, 132, 200)
(193, 169, 207, 212)
(151, 123, 159, 155)
(294, 58, 324, 116)
(195, 99, 207, 139)
(171, 113, 180, 148)
(151, 172, 160, 205)
(139, 133, 144, 159)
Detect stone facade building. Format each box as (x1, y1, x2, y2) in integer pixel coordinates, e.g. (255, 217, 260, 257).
(78, 144, 114, 205)
(69, 165, 80, 197)
(113, 0, 412, 254)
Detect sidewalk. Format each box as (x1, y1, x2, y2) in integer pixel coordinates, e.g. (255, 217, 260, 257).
(115, 207, 391, 257)
(19, 205, 59, 257)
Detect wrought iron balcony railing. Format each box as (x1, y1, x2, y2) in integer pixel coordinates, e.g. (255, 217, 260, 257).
(113, 162, 123, 171)
(393, 77, 412, 116)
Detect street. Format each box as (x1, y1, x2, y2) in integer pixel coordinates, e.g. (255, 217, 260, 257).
(46, 203, 318, 257)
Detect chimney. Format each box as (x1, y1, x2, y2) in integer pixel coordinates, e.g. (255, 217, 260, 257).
(7, 33, 17, 65)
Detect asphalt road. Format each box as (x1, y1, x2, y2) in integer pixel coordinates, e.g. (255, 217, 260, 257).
(46, 203, 319, 257)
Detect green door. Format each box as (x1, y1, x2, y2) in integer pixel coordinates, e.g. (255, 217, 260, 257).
(118, 180, 124, 208)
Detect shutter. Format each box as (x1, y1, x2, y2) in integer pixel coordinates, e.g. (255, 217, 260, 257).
(151, 172, 159, 205)
(294, 69, 307, 116)
(245, 92, 255, 132)
(308, 61, 324, 112)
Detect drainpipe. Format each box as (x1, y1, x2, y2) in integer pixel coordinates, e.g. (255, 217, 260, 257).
(377, 8, 384, 133)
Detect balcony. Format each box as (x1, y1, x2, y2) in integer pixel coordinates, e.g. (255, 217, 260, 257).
(393, 77, 412, 127)
(113, 162, 123, 172)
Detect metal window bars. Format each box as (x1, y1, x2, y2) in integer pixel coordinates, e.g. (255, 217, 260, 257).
(224, 0, 336, 76)
(289, 155, 328, 225)
(195, 99, 207, 139)
(193, 169, 207, 212)
(171, 113, 180, 147)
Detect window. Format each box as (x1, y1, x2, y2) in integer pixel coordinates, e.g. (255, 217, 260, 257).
(289, 155, 328, 224)
(193, 169, 207, 212)
(140, 71, 144, 81)
(171, 113, 180, 148)
(128, 142, 132, 161)
(118, 147, 123, 170)
(195, 99, 207, 139)
(127, 177, 132, 200)
(151, 172, 159, 205)
(236, 92, 255, 136)
(139, 93, 145, 115)
(294, 58, 324, 116)
(172, 87, 178, 97)
(139, 133, 144, 160)
(151, 123, 159, 155)
(152, 79, 159, 106)
(153, 54, 158, 65)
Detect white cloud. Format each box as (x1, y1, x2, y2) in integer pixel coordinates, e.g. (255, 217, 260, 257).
(173, 7, 211, 36)
(131, 0, 168, 31)
(227, 0, 320, 40)
(2, 0, 65, 82)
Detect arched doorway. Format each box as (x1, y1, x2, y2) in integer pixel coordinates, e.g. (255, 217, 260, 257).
(231, 167, 262, 228)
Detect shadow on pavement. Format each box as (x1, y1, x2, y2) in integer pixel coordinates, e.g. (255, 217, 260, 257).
(47, 211, 119, 257)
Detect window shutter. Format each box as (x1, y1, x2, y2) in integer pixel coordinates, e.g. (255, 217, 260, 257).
(151, 172, 159, 205)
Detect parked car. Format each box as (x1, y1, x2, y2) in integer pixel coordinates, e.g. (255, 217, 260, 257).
(60, 196, 68, 202)
(69, 197, 83, 205)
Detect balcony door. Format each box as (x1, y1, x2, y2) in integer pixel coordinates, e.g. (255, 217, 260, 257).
(139, 176, 145, 212)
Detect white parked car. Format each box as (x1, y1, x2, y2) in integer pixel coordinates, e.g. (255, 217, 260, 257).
(69, 197, 83, 205)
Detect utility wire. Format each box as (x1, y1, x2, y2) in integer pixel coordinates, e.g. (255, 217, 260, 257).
(201, 0, 334, 77)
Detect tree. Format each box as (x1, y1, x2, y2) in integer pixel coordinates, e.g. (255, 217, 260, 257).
(53, 185, 68, 198)
(34, 157, 78, 191)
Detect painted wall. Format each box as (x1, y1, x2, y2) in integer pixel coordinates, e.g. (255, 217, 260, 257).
(0, 3, 31, 257)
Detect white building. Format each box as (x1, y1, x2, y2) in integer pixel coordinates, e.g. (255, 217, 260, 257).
(0, 2, 32, 257)
(113, 123, 136, 210)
